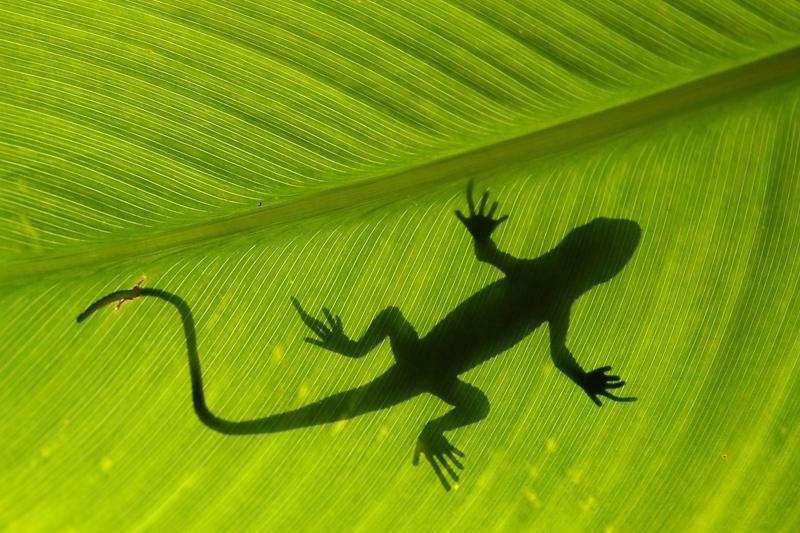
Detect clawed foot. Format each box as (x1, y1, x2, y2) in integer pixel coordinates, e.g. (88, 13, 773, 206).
(291, 297, 355, 353)
(579, 366, 636, 406)
(413, 427, 464, 491)
(455, 180, 508, 241)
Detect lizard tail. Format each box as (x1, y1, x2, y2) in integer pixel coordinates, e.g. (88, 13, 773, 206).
(77, 288, 419, 435)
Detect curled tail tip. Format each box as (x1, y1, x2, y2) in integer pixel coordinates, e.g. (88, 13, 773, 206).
(76, 307, 95, 323)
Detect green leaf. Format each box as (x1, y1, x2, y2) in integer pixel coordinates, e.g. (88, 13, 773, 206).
(2, 1, 800, 530)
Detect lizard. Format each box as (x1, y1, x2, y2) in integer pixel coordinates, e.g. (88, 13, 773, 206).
(78, 181, 640, 490)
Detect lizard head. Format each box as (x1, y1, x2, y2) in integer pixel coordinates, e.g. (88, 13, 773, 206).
(555, 217, 641, 295)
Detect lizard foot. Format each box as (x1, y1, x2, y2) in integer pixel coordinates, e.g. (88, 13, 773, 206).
(579, 365, 636, 406)
(413, 426, 464, 491)
(454, 180, 508, 241)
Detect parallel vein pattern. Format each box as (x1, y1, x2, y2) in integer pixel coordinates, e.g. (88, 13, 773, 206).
(2, 1, 800, 531)
(1, 0, 799, 260)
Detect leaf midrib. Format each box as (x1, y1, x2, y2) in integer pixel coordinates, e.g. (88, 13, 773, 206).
(3, 46, 799, 286)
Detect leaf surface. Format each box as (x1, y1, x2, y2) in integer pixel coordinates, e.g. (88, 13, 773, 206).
(2, 1, 800, 530)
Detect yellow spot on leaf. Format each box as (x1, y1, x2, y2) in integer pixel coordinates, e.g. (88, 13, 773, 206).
(568, 468, 584, 484)
(377, 426, 390, 441)
(579, 495, 598, 512)
(546, 437, 557, 453)
(523, 487, 542, 507)
(18, 215, 41, 251)
(100, 456, 113, 472)
(332, 419, 347, 434)
(298, 383, 310, 401)
(205, 311, 222, 330)
(271, 345, 284, 364)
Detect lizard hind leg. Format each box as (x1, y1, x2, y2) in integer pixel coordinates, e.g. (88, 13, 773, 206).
(292, 299, 420, 361)
(414, 378, 491, 490)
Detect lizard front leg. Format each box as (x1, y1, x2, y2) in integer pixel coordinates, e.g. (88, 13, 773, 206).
(548, 307, 636, 406)
(455, 180, 520, 276)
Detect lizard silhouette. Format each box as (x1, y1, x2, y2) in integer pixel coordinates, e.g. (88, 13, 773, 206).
(78, 181, 640, 490)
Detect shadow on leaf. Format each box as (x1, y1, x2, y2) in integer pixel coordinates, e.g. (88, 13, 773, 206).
(78, 181, 641, 491)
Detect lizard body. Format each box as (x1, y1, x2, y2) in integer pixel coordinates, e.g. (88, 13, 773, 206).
(78, 181, 640, 490)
